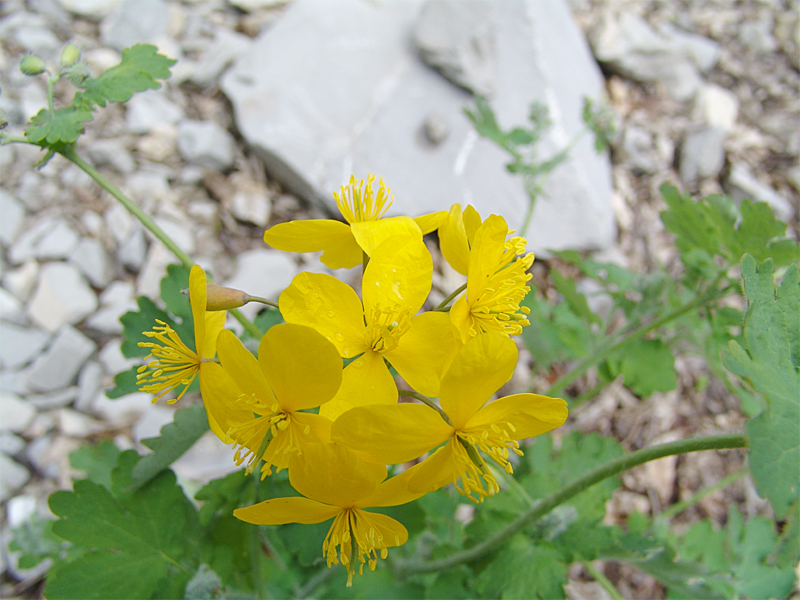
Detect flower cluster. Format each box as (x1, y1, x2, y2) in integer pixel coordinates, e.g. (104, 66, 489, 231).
(138, 174, 568, 585)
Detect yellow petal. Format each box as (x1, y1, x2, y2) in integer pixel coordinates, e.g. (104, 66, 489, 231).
(384, 311, 458, 397)
(406, 442, 459, 494)
(449, 295, 474, 344)
(258, 324, 342, 412)
(189, 265, 207, 355)
(216, 329, 277, 409)
(292, 411, 333, 444)
(202, 310, 226, 359)
(466, 393, 569, 439)
(355, 510, 408, 547)
(466, 215, 508, 304)
(438, 204, 470, 276)
(279, 272, 368, 359)
(234, 497, 341, 525)
(350, 216, 422, 257)
(439, 333, 518, 429)
(462, 204, 483, 245)
(358, 460, 431, 508)
(413, 211, 448, 235)
(319, 350, 396, 421)
(263, 219, 362, 269)
(199, 362, 252, 442)
(288, 442, 386, 508)
(331, 403, 452, 464)
(362, 235, 432, 316)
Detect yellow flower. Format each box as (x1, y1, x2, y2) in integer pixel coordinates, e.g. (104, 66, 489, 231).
(137, 265, 226, 405)
(332, 333, 568, 503)
(234, 443, 423, 586)
(449, 215, 534, 343)
(280, 235, 458, 420)
(200, 323, 342, 478)
(437, 203, 484, 276)
(263, 174, 446, 269)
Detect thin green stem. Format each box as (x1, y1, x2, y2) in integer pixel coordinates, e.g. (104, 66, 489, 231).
(393, 433, 747, 576)
(434, 282, 467, 311)
(542, 279, 730, 397)
(659, 468, 748, 522)
(0, 134, 31, 145)
(61, 145, 194, 267)
(246, 295, 280, 310)
(581, 560, 624, 600)
(399, 390, 453, 427)
(46, 74, 56, 112)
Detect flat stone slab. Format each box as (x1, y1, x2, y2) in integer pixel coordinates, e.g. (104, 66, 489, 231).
(222, 0, 615, 253)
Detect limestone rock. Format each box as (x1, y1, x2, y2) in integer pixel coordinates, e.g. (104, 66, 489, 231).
(0, 392, 37, 433)
(56, 0, 122, 20)
(125, 91, 184, 134)
(70, 237, 114, 288)
(726, 164, 794, 222)
(27, 262, 98, 331)
(222, 0, 615, 253)
(8, 218, 80, 265)
(2, 260, 39, 301)
(693, 84, 738, 132)
(0, 190, 25, 247)
(25, 325, 97, 393)
(0, 453, 30, 503)
(191, 29, 253, 87)
(87, 139, 137, 174)
(679, 127, 727, 184)
(0, 322, 51, 370)
(100, 0, 170, 52)
(27, 387, 80, 409)
(224, 249, 297, 319)
(177, 120, 236, 171)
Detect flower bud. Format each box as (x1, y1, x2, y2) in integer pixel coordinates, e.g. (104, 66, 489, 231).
(205, 284, 249, 311)
(20, 55, 46, 76)
(0, 108, 8, 130)
(60, 44, 81, 68)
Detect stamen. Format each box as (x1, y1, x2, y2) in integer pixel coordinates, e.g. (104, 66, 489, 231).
(136, 321, 199, 403)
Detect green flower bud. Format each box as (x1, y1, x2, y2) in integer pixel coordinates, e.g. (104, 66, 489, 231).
(20, 55, 46, 76)
(60, 44, 81, 68)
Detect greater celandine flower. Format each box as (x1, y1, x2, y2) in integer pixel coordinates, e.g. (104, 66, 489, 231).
(449, 215, 534, 343)
(137, 265, 225, 405)
(437, 203, 485, 276)
(234, 443, 423, 586)
(200, 324, 342, 477)
(332, 333, 568, 503)
(280, 235, 458, 420)
(263, 174, 445, 269)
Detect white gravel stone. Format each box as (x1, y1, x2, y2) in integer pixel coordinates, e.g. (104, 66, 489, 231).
(117, 227, 148, 273)
(25, 325, 97, 393)
(152, 217, 196, 255)
(694, 84, 738, 132)
(27, 387, 79, 410)
(0, 287, 26, 325)
(133, 404, 174, 445)
(76, 361, 104, 412)
(125, 90, 184, 134)
(9, 218, 79, 265)
(224, 249, 297, 319)
(2, 260, 39, 301)
(0, 322, 51, 370)
(0, 190, 25, 247)
(24, 434, 59, 479)
(87, 138, 137, 174)
(0, 431, 26, 456)
(679, 127, 727, 184)
(98, 338, 139, 376)
(136, 243, 174, 298)
(81, 211, 105, 238)
(6, 494, 37, 527)
(100, 0, 170, 51)
(726, 164, 795, 221)
(228, 0, 289, 10)
(177, 120, 235, 171)
(86, 282, 138, 334)
(91, 390, 154, 427)
(57, 408, 106, 437)
(105, 203, 136, 244)
(171, 429, 239, 483)
(70, 237, 114, 288)
(56, 0, 122, 20)
(191, 28, 253, 87)
(0, 392, 37, 433)
(0, 453, 31, 503)
(28, 262, 99, 331)
(228, 179, 272, 227)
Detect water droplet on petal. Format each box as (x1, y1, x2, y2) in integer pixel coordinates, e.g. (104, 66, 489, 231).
(353, 359, 365, 369)
(327, 310, 335, 317)
(334, 333, 344, 341)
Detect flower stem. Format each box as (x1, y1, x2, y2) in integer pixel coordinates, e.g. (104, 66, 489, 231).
(542, 278, 730, 398)
(434, 282, 467, 311)
(246, 295, 280, 309)
(59, 144, 262, 338)
(393, 432, 747, 576)
(581, 560, 624, 600)
(399, 390, 453, 427)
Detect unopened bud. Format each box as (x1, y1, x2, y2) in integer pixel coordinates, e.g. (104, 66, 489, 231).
(20, 55, 46, 76)
(60, 44, 81, 68)
(205, 284, 249, 311)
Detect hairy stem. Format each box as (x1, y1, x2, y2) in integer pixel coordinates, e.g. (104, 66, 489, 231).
(393, 433, 747, 576)
(434, 282, 467, 312)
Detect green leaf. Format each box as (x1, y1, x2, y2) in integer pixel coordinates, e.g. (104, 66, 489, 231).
(724, 256, 800, 517)
(129, 403, 210, 491)
(617, 338, 677, 397)
(73, 44, 176, 109)
(9, 515, 66, 570)
(160, 263, 193, 322)
(24, 106, 93, 145)
(69, 440, 121, 488)
(278, 521, 331, 566)
(46, 456, 200, 599)
(551, 270, 601, 325)
(475, 536, 567, 599)
(119, 296, 183, 359)
(105, 366, 141, 399)
(254, 307, 285, 336)
(195, 471, 255, 527)
(661, 185, 721, 260)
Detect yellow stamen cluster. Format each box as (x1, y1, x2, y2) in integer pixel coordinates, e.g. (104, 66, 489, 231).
(462, 421, 524, 474)
(334, 173, 393, 224)
(323, 509, 394, 587)
(451, 436, 500, 503)
(365, 305, 411, 353)
(136, 320, 199, 404)
(228, 397, 310, 478)
(468, 238, 534, 337)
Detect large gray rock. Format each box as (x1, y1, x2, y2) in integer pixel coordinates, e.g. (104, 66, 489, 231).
(221, 0, 615, 253)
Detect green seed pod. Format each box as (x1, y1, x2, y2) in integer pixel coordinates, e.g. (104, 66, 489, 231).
(20, 55, 46, 76)
(205, 284, 249, 311)
(60, 44, 81, 68)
